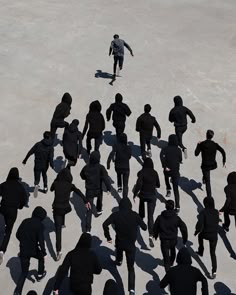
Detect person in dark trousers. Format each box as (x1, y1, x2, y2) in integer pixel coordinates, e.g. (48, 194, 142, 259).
(107, 133, 131, 197)
(22, 131, 54, 198)
(195, 130, 226, 197)
(136, 104, 161, 160)
(53, 233, 102, 295)
(109, 34, 134, 77)
(50, 168, 91, 261)
(103, 279, 118, 295)
(220, 171, 236, 232)
(0, 168, 27, 265)
(82, 100, 105, 155)
(168, 95, 196, 159)
(160, 134, 182, 212)
(62, 119, 83, 168)
(50, 92, 72, 138)
(160, 247, 209, 295)
(103, 198, 147, 295)
(14, 207, 47, 295)
(133, 158, 160, 248)
(153, 200, 188, 272)
(80, 151, 111, 233)
(195, 197, 220, 279)
(106, 93, 132, 136)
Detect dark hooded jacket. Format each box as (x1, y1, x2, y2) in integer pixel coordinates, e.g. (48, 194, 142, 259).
(80, 151, 111, 193)
(0, 168, 27, 209)
(136, 112, 161, 138)
(169, 96, 196, 127)
(134, 158, 160, 198)
(16, 206, 47, 257)
(195, 197, 219, 240)
(106, 94, 131, 126)
(62, 119, 83, 161)
(160, 247, 209, 295)
(51, 168, 86, 215)
(220, 172, 236, 215)
(103, 279, 118, 295)
(51, 93, 72, 124)
(160, 135, 182, 175)
(54, 233, 102, 291)
(82, 100, 105, 138)
(103, 198, 147, 249)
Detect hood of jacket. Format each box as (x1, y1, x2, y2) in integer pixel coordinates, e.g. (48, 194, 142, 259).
(32, 206, 47, 221)
(227, 172, 236, 185)
(119, 133, 128, 145)
(115, 93, 123, 103)
(119, 197, 132, 211)
(57, 168, 73, 183)
(203, 196, 215, 209)
(68, 119, 79, 132)
(75, 233, 92, 249)
(89, 100, 102, 112)
(143, 158, 154, 169)
(176, 247, 192, 265)
(168, 134, 178, 146)
(61, 92, 72, 106)
(103, 279, 118, 295)
(174, 95, 183, 106)
(161, 209, 177, 219)
(6, 167, 19, 181)
(41, 137, 53, 147)
(89, 151, 101, 164)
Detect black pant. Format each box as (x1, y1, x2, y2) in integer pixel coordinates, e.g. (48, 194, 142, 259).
(34, 166, 48, 187)
(139, 198, 156, 236)
(198, 233, 217, 273)
(164, 171, 180, 208)
(160, 239, 177, 272)
(0, 207, 17, 253)
(113, 55, 124, 74)
(202, 169, 212, 197)
(140, 134, 152, 160)
(15, 252, 45, 295)
(175, 125, 187, 150)
(117, 171, 129, 198)
(224, 212, 236, 228)
(114, 121, 125, 136)
(116, 246, 136, 291)
(86, 134, 102, 155)
(50, 120, 68, 138)
(85, 193, 103, 232)
(53, 214, 65, 252)
(71, 284, 92, 295)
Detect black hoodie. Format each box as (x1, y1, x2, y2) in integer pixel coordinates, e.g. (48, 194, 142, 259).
(136, 112, 161, 138)
(169, 96, 196, 127)
(16, 206, 47, 257)
(103, 198, 147, 249)
(160, 135, 182, 174)
(160, 247, 209, 295)
(103, 279, 118, 295)
(0, 168, 27, 209)
(220, 172, 236, 215)
(54, 233, 102, 291)
(51, 93, 72, 124)
(106, 94, 131, 125)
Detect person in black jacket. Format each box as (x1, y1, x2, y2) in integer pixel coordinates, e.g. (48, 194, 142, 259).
(220, 172, 236, 232)
(195, 130, 226, 197)
(51, 168, 91, 261)
(81, 151, 111, 233)
(153, 200, 188, 271)
(22, 131, 54, 198)
(160, 247, 209, 295)
(0, 168, 27, 265)
(136, 104, 161, 160)
(82, 100, 105, 155)
(103, 198, 147, 295)
(14, 207, 47, 295)
(53, 233, 102, 295)
(169, 95, 196, 158)
(50, 92, 72, 138)
(62, 119, 83, 168)
(107, 133, 131, 197)
(133, 158, 160, 247)
(106, 93, 131, 136)
(160, 134, 182, 212)
(103, 279, 118, 295)
(195, 197, 220, 279)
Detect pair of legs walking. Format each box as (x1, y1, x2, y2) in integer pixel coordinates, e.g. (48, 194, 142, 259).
(175, 125, 187, 150)
(53, 214, 65, 254)
(160, 239, 177, 272)
(113, 55, 124, 75)
(223, 212, 236, 230)
(198, 233, 217, 274)
(50, 120, 68, 138)
(116, 170, 129, 198)
(164, 171, 180, 209)
(86, 193, 103, 232)
(139, 198, 156, 237)
(86, 134, 102, 155)
(140, 134, 152, 160)
(202, 169, 212, 197)
(0, 207, 17, 254)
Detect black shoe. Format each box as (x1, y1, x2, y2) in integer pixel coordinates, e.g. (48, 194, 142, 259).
(166, 190, 171, 198)
(43, 187, 48, 193)
(175, 208, 180, 213)
(117, 187, 122, 193)
(36, 270, 47, 282)
(116, 260, 122, 266)
(223, 224, 229, 232)
(149, 236, 154, 248)
(209, 272, 216, 279)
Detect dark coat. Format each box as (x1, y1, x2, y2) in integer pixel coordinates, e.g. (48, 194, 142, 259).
(220, 172, 236, 215)
(136, 113, 161, 138)
(106, 101, 131, 126)
(103, 279, 118, 295)
(51, 93, 72, 124)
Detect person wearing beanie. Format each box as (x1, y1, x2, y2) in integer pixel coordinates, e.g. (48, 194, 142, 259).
(160, 134, 182, 212)
(194, 197, 220, 279)
(106, 93, 131, 136)
(109, 34, 134, 77)
(195, 130, 226, 197)
(53, 233, 102, 295)
(168, 95, 196, 159)
(50, 92, 72, 138)
(51, 168, 91, 261)
(62, 119, 83, 168)
(107, 133, 132, 198)
(82, 100, 105, 155)
(220, 171, 236, 232)
(133, 158, 160, 248)
(0, 168, 27, 265)
(80, 151, 111, 233)
(160, 247, 209, 295)
(14, 207, 47, 295)
(153, 200, 188, 272)
(103, 279, 118, 295)
(22, 131, 54, 198)
(136, 104, 161, 161)
(103, 198, 147, 295)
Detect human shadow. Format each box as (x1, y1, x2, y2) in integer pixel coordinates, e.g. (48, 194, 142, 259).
(53, 156, 65, 174)
(94, 70, 116, 86)
(43, 275, 71, 295)
(214, 282, 236, 295)
(128, 141, 143, 166)
(152, 138, 168, 150)
(43, 216, 57, 261)
(218, 226, 236, 260)
(70, 192, 87, 233)
(53, 134, 62, 148)
(103, 131, 117, 147)
(6, 256, 21, 285)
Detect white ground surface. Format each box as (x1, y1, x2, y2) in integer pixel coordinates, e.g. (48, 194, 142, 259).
(0, 0, 236, 294)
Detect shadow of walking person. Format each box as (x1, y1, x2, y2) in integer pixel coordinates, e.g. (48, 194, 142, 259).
(128, 141, 143, 166)
(70, 192, 87, 233)
(218, 226, 236, 260)
(214, 282, 236, 295)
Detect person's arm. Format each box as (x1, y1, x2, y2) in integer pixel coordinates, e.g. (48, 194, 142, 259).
(124, 104, 132, 117)
(178, 217, 188, 244)
(54, 253, 71, 291)
(136, 116, 141, 132)
(133, 173, 143, 197)
(168, 109, 174, 123)
(78, 132, 83, 156)
(82, 115, 89, 139)
(38, 225, 47, 256)
(72, 184, 87, 204)
(19, 184, 27, 209)
(124, 41, 133, 56)
(103, 214, 114, 241)
(101, 114, 105, 132)
(22, 143, 37, 164)
(216, 144, 226, 166)
(106, 105, 112, 121)
(109, 42, 113, 56)
(137, 214, 147, 231)
(101, 166, 111, 191)
(186, 107, 196, 123)
(80, 166, 86, 180)
(107, 146, 116, 170)
(153, 216, 160, 240)
(154, 118, 161, 139)
(160, 149, 167, 169)
(50, 181, 55, 192)
(160, 272, 170, 289)
(195, 142, 201, 157)
(49, 146, 54, 169)
(93, 253, 102, 274)
(194, 212, 204, 236)
(220, 188, 231, 212)
(179, 148, 183, 164)
(197, 270, 209, 295)
(155, 172, 160, 188)
(16, 223, 22, 241)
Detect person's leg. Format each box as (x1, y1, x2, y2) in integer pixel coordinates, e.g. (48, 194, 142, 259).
(139, 134, 146, 160)
(42, 167, 48, 189)
(202, 169, 212, 197)
(95, 135, 102, 152)
(197, 233, 204, 255)
(126, 247, 136, 292)
(138, 199, 145, 219)
(117, 172, 122, 190)
(223, 212, 230, 230)
(147, 199, 156, 237)
(175, 126, 187, 150)
(122, 171, 129, 198)
(86, 134, 92, 155)
(0, 208, 17, 253)
(96, 193, 103, 213)
(172, 174, 180, 209)
(85, 197, 94, 232)
(116, 247, 123, 264)
(170, 240, 177, 266)
(113, 56, 119, 75)
(164, 171, 171, 191)
(50, 122, 57, 138)
(209, 238, 217, 274)
(118, 56, 124, 71)
(34, 167, 41, 186)
(15, 256, 30, 295)
(53, 214, 63, 253)
(160, 240, 171, 272)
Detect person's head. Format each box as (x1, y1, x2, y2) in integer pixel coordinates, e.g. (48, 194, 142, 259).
(144, 104, 151, 113)
(89, 100, 102, 112)
(115, 93, 123, 103)
(176, 247, 192, 265)
(43, 131, 51, 139)
(165, 200, 175, 210)
(119, 197, 132, 211)
(71, 119, 79, 126)
(206, 129, 214, 140)
(32, 206, 47, 221)
(113, 34, 119, 39)
(7, 167, 19, 181)
(61, 92, 72, 106)
(227, 171, 236, 185)
(26, 291, 38, 295)
(173, 95, 183, 106)
(89, 151, 101, 164)
(56, 167, 73, 183)
(203, 197, 215, 209)
(103, 279, 118, 295)
(143, 158, 154, 169)
(168, 134, 178, 146)
(76, 233, 92, 249)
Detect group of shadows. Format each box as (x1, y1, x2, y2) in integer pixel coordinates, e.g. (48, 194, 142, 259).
(0, 132, 235, 295)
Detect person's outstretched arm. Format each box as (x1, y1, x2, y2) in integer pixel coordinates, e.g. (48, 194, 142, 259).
(194, 212, 204, 236)
(216, 144, 226, 166)
(178, 217, 188, 244)
(101, 165, 111, 192)
(124, 41, 133, 56)
(136, 116, 141, 132)
(194, 142, 201, 157)
(107, 145, 116, 170)
(125, 104, 132, 117)
(54, 253, 71, 291)
(22, 143, 37, 164)
(103, 214, 114, 242)
(186, 107, 196, 123)
(160, 272, 170, 289)
(154, 118, 161, 139)
(82, 114, 89, 139)
(197, 270, 209, 295)
(93, 252, 102, 275)
(106, 105, 112, 121)
(109, 42, 113, 56)
(137, 214, 147, 231)
(153, 216, 160, 239)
